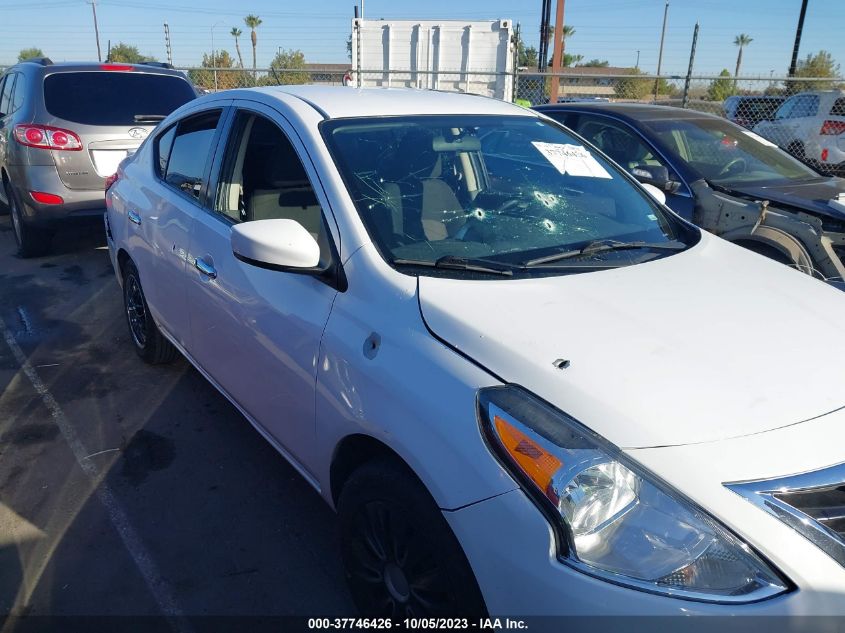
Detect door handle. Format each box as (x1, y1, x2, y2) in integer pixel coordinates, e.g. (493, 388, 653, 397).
(194, 257, 217, 280)
(127, 209, 141, 225)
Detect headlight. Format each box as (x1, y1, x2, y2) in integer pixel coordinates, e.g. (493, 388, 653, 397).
(478, 386, 788, 602)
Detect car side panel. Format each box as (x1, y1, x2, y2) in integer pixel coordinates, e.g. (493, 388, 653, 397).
(314, 243, 519, 511)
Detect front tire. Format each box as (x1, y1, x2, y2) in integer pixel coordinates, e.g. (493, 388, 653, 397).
(6, 181, 52, 258)
(122, 260, 178, 364)
(338, 458, 487, 619)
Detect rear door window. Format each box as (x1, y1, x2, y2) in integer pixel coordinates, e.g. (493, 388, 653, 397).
(164, 110, 222, 201)
(0, 74, 14, 117)
(43, 71, 196, 125)
(155, 125, 177, 179)
(790, 94, 819, 118)
(10, 73, 25, 112)
(830, 98, 845, 117)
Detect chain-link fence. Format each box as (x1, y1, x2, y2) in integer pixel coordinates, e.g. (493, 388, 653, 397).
(167, 65, 845, 176)
(178, 66, 349, 91)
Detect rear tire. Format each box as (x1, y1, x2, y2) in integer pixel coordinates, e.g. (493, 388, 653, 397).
(337, 458, 487, 619)
(6, 181, 52, 258)
(122, 260, 178, 364)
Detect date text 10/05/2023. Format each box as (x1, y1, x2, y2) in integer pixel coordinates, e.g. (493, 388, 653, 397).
(307, 618, 528, 630)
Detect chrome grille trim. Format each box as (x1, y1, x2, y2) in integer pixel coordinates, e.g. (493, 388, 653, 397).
(726, 461, 845, 568)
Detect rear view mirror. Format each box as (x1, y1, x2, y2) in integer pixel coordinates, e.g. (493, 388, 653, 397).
(231, 219, 320, 270)
(630, 164, 680, 193)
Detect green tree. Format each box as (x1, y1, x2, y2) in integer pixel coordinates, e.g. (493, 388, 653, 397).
(562, 53, 583, 67)
(581, 59, 610, 67)
(707, 68, 736, 101)
(108, 42, 156, 63)
(733, 33, 752, 79)
(261, 48, 310, 85)
(787, 50, 842, 93)
(244, 14, 263, 77)
(188, 50, 245, 90)
(517, 38, 538, 68)
(615, 68, 675, 100)
(231, 27, 244, 68)
(17, 47, 45, 62)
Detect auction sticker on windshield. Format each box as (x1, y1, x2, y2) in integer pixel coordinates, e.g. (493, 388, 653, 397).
(531, 142, 612, 179)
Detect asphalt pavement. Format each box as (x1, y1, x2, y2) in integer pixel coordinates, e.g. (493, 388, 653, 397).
(0, 213, 354, 622)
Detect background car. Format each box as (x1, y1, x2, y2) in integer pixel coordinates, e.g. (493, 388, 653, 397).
(0, 58, 197, 257)
(752, 89, 845, 173)
(536, 102, 845, 283)
(723, 95, 785, 129)
(105, 86, 845, 619)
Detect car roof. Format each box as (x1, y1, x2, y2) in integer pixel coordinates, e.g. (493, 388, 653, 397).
(535, 102, 725, 123)
(235, 86, 535, 119)
(13, 60, 186, 78)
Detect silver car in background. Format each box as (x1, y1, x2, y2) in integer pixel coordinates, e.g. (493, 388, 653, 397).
(0, 58, 196, 256)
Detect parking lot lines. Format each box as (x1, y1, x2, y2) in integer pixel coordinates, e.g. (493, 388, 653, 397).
(0, 315, 192, 633)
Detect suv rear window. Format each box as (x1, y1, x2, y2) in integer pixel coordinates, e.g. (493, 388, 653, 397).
(43, 71, 196, 125)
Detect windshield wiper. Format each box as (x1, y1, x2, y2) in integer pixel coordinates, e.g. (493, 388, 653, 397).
(522, 239, 687, 267)
(393, 255, 514, 276)
(133, 114, 167, 122)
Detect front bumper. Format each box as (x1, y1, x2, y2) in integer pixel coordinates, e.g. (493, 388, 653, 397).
(447, 407, 845, 617)
(10, 165, 106, 226)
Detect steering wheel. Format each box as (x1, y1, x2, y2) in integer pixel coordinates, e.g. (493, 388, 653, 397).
(718, 157, 747, 177)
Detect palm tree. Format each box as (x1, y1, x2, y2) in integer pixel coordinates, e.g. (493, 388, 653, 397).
(231, 27, 244, 68)
(244, 14, 262, 78)
(734, 33, 753, 79)
(548, 24, 575, 49)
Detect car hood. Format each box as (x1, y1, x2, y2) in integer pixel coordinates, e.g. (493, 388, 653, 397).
(727, 177, 845, 220)
(417, 234, 845, 448)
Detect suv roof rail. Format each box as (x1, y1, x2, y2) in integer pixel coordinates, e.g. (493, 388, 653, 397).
(22, 57, 53, 66)
(139, 61, 174, 70)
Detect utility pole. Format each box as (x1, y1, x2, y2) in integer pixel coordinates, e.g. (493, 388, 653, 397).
(548, 0, 565, 103)
(681, 22, 699, 109)
(788, 0, 808, 76)
(211, 21, 222, 91)
(635, 50, 640, 69)
(539, 0, 553, 72)
(654, 0, 669, 101)
(163, 22, 173, 66)
(88, 0, 102, 62)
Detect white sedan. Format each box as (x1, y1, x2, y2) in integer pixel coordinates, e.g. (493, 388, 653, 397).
(106, 86, 845, 619)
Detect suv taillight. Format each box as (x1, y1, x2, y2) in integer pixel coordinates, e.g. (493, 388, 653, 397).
(820, 120, 845, 136)
(105, 171, 119, 192)
(14, 124, 83, 151)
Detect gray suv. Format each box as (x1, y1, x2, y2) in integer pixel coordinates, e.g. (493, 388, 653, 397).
(0, 59, 197, 256)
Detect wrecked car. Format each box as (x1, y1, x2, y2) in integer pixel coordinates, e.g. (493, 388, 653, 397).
(107, 86, 845, 618)
(536, 102, 845, 284)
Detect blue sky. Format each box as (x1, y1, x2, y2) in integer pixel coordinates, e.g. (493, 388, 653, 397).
(0, 0, 841, 76)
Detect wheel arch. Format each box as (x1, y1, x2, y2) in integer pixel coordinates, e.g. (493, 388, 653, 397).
(116, 248, 132, 279)
(722, 225, 815, 274)
(330, 433, 422, 508)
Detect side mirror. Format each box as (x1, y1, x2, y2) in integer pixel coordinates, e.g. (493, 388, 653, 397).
(630, 164, 680, 193)
(231, 219, 320, 270)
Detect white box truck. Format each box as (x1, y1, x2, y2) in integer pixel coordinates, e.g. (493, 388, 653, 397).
(349, 18, 515, 101)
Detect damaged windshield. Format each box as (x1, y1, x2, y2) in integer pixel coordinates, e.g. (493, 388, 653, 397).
(322, 115, 697, 275)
